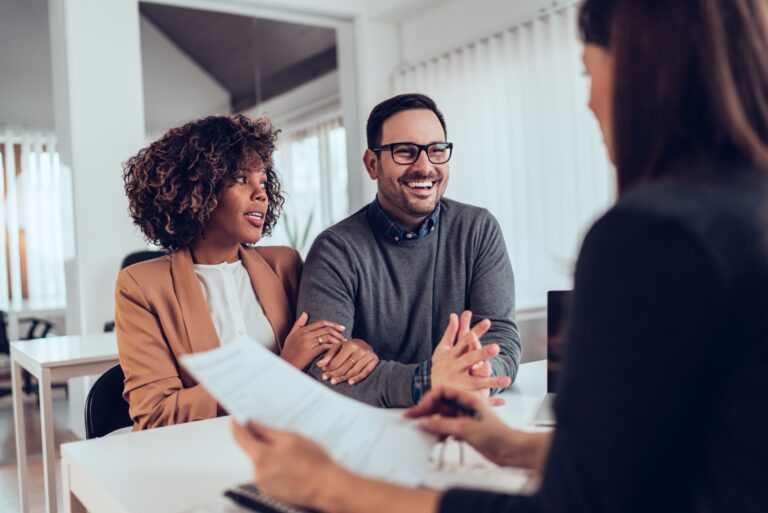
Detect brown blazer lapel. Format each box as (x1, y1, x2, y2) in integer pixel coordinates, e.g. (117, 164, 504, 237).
(239, 246, 292, 351)
(170, 249, 221, 354)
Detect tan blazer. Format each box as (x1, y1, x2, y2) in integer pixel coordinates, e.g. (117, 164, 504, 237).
(114, 245, 301, 430)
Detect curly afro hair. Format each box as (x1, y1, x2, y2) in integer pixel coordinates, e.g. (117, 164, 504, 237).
(123, 114, 284, 252)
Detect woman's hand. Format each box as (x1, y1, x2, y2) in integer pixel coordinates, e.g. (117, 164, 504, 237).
(317, 338, 380, 385)
(232, 420, 441, 513)
(281, 312, 345, 370)
(232, 420, 347, 510)
(406, 386, 550, 470)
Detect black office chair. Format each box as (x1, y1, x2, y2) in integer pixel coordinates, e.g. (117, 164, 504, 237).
(103, 250, 165, 332)
(0, 314, 12, 399)
(1, 311, 57, 399)
(120, 250, 165, 269)
(84, 364, 132, 439)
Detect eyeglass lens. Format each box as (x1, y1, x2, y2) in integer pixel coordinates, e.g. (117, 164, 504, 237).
(391, 143, 451, 164)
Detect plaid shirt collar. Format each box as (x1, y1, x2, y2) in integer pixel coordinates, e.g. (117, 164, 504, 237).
(368, 196, 441, 242)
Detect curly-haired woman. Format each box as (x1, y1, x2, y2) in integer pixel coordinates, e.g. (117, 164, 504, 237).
(115, 114, 378, 430)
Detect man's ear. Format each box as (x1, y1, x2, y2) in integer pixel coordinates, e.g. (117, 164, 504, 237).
(363, 149, 379, 180)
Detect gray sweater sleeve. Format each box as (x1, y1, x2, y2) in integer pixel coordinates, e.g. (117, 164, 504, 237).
(296, 231, 419, 407)
(471, 212, 521, 385)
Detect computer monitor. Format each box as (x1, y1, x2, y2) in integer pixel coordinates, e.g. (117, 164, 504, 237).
(547, 290, 573, 394)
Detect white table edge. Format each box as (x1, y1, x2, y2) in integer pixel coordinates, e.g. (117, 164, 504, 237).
(11, 338, 119, 513)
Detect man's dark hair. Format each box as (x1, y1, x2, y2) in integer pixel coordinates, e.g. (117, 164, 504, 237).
(366, 93, 447, 149)
(578, 0, 768, 193)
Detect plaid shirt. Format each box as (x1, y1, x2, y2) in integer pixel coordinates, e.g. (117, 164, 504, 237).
(368, 198, 440, 404)
(412, 359, 433, 404)
(369, 196, 441, 242)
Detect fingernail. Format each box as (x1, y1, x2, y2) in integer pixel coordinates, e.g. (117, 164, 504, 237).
(339, 325, 346, 331)
(317, 362, 326, 368)
(330, 379, 337, 385)
(322, 374, 328, 381)
(349, 380, 355, 385)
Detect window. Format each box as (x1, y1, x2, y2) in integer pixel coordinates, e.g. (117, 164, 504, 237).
(0, 129, 73, 310)
(269, 117, 348, 256)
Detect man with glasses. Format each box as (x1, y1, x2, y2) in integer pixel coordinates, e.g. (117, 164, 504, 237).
(297, 93, 520, 407)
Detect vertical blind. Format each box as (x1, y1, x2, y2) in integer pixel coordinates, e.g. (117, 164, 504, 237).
(391, 3, 615, 308)
(0, 128, 73, 310)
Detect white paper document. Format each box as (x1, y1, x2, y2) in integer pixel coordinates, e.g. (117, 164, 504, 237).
(180, 337, 436, 486)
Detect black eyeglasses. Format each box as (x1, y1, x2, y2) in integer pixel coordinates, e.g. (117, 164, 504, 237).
(372, 142, 454, 165)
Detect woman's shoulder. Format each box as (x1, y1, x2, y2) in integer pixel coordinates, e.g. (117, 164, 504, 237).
(116, 253, 173, 289)
(612, 171, 768, 251)
(587, 173, 768, 284)
(247, 245, 302, 274)
(616, 166, 768, 228)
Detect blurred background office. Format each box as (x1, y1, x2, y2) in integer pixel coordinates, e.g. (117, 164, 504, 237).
(0, 0, 611, 493)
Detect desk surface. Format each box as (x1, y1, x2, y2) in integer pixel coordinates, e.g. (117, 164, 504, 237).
(10, 332, 117, 368)
(62, 360, 546, 513)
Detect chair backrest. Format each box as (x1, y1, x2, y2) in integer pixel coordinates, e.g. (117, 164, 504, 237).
(22, 318, 54, 340)
(84, 364, 132, 439)
(121, 250, 165, 269)
(103, 250, 165, 333)
(0, 312, 9, 356)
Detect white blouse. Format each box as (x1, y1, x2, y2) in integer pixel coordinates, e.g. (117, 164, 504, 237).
(193, 260, 277, 352)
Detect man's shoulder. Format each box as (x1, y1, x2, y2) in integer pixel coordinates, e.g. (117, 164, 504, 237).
(316, 205, 374, 243)
(440, 198, 498, 229)
(302, 206, 376, 276)
(441, 197, 491, 216)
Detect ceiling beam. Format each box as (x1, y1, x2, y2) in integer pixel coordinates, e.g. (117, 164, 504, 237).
(140, 0, 362, 28)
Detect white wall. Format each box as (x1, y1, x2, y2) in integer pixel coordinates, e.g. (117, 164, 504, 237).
(365, 0, 448, 22)
(0, 2, 231, 136)
(398, 0, 557, 64)
(0, 0, 55, 130)
(518, 309, 547, 363)
(141, 16, 231, 136)
(48, 0, 147, 441)
(343, 17, 400, 210)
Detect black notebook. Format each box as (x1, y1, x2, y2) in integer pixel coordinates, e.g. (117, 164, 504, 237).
(224, 483, 318, 513)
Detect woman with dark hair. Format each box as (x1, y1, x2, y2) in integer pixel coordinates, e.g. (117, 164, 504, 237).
(116, 114, 378, 430)
(230, 0, 768, 512)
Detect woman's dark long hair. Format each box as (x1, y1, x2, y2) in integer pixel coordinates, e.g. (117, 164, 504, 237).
(579, 0, 768, 193)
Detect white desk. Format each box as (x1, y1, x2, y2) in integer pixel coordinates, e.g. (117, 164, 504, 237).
(60, 360, 547, 513)
(11, 332, 119, 513)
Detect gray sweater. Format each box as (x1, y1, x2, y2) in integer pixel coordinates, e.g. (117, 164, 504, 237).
(297, 198, 521, 407)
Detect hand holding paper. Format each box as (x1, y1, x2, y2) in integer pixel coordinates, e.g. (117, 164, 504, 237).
(181, 337, 435, 485)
